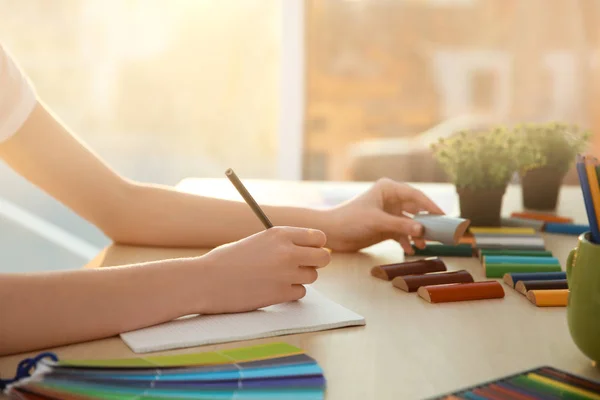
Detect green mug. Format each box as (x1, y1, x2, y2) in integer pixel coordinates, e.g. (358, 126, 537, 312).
(567, 232, 600, 365)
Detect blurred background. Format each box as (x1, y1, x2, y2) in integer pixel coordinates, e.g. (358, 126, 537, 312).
(1, 0, 599, 272)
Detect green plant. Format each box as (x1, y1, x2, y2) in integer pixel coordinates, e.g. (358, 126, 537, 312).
(431, 127, 534, 190)
(513, 122, 591, 174)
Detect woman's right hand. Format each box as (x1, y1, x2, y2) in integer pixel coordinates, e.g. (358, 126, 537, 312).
(191, 226, 331, 314)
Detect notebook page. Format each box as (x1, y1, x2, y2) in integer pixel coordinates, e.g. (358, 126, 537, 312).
(120, 287, 366, 353)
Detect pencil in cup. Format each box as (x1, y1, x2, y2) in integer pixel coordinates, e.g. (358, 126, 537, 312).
(584, 155, 600, 239)
(576, 154, 600, 243)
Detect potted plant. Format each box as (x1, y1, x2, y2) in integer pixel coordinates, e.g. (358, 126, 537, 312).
(514, 122, 590, 211)
(431, 127, 527, 226)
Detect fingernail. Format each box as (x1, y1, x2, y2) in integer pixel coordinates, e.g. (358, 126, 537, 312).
(411, 224, 423, 236)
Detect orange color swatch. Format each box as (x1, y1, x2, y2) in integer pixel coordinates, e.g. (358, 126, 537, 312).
(417, 281, 504, 303)
(510, 212, 573, 224)
(526, 289, 569, 307)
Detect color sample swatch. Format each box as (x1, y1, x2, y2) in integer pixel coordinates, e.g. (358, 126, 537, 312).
(5, 343, 326, 400)
(480, 251, 561, 278)
(428, 365, 600, 399)
(484, 262, 561, 278)
(474, 235, 546, 251)
(470, 227, 537, 235)
(510, 212, 574, 224)
(478, 249, 553, 258)
(503, 271, 567, 288)
(458, 235, 475, 245)
(482, 255, 561, 277)
(411, 243, 473, 257)
(413, 214, 471, 245)
(504, 212, 588, 236)
(527, 289, 569, 307)
(501, 216, 545, 230)
(471, 226, 547, 253)
(371, 257, 446, 281)
(545, 222, 590, 235)
(392, 270, 474, 292)
(417, 281, 504, 303)
(483, 255, 560, 265)
(515, 279, 568, 295)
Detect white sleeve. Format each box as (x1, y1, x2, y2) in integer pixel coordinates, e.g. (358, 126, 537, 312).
(0, 43, 37, 143)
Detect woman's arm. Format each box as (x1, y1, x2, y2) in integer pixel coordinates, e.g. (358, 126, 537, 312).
(0, 226, 330, 356)
(0, 101, 329, 248)
(0, 258, 198, 356)
(0, 100, 443, 253)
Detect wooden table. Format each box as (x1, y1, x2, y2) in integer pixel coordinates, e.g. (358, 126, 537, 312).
(2, 180, 599, 400)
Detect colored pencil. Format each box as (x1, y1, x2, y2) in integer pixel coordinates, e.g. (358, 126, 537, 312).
(585, 156, 600, 235)
(225, 168, 273, 229)
(596, 164, 600, 192)
(576, 154, 600, 243)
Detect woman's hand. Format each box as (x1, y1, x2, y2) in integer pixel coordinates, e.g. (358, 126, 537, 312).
(193, 226, 331, 314)
(323, 178, 445, 254)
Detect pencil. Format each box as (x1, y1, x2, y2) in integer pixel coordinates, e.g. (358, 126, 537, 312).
(225, 168, 273, 229)
(576, 154, 600, 243)
(585, 155, 600, 235)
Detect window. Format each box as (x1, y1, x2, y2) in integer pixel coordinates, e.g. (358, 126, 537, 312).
(0, 0, 285, 271)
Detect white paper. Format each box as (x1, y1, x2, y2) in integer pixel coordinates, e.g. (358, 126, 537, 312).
(120, 287, 366, 353)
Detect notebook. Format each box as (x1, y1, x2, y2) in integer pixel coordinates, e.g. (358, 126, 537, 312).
(120, 286, 366, 353)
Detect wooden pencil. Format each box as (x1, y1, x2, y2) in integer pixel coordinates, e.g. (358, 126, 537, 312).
(576, 154, 600, 243)
(585, 156, 600, 236)
(225, 168, 273, 229)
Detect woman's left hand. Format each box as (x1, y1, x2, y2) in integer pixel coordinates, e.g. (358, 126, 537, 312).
(323, 178, 445, 254)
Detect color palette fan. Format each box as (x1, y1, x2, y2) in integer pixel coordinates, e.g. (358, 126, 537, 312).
(4, 342, 326, 400)
(428, 365, 600, 399)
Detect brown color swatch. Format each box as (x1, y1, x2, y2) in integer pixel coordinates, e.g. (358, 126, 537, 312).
(370, 257, 446, 281)
(417, 281, 505, 303)
(392, 270, 474, 292)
